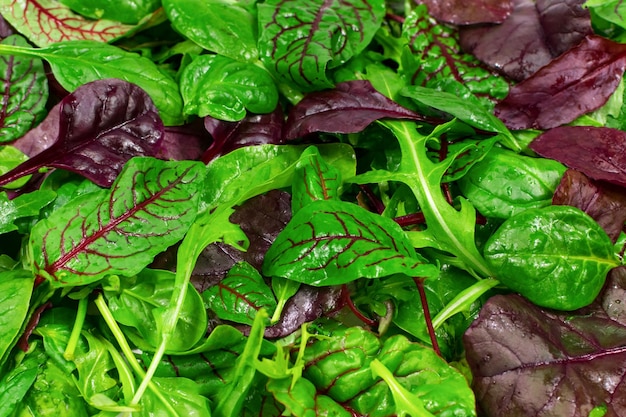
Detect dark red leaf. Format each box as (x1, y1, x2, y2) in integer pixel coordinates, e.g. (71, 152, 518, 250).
(201, 106, 285, 163)
(495, 35, 626, 129)
(464, 267, 626, 417)
(0, 78, 164, 188)
(283, 80, 436, 140)
(536, 0, 592, 56)
(419, 0, 513, 25)
(157, 119, 212, 162)
(553, 169, 626, 243)
(529, 125, 626, 187)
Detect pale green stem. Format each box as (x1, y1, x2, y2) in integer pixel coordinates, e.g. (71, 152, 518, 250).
(63, 296, 88, 361)
(432, 278, 500, 330)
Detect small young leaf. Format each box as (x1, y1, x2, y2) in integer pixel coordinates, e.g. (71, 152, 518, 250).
(30, 157, 205, 287)
(0, 79, 164, 188)
(258, 0, 386, 91)
(0, 35, 48, 143)
(0, 190, 56, 234)
(0, 0, 136, 46)
(203, 261, 277, 326)
(263, 199, 439, 286)
(484, 205, 619, 310)
(180, 54, 278, 121)
(291, 146, 342, 213)
(164, 0, 258, 62)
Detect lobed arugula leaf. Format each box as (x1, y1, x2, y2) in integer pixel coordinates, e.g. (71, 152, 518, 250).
(30, 157, 205, 287)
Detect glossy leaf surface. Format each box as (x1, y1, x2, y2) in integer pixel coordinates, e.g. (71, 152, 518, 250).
(258, 0, 386, 91)
(59, 0, 160, 24)
(0, 270, 34, 364)
(420, 0, 512, 24)
(30, 157, 204, 287)
(484, 205, 619, 310)
(263, 199, 439, 286)
(0, 190, 55, 234)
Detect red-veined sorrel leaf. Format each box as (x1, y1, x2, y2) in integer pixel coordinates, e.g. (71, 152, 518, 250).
(464, 267, 626, 417)
(283, 80, 432, 140)
(29, 157, 205, 287)
(291, 146, 343, 213)
(0, 35, 47, 144)
(0, 0, 135, 47)
(258, 0, 386, 91)
(402, 5, 509, 108)
(203, 261, 277, 326)
(495, 35, 626, 129)
(202, 106, 285, 163)
(0, 78, 164, 188)
(553, 169, 626, 243)
(420, 0, 513, 24)
(262, 199, 439, 286)
(529, 125, 626, 188)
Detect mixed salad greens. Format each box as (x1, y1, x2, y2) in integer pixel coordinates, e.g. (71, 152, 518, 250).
(0, 0, 626, 416)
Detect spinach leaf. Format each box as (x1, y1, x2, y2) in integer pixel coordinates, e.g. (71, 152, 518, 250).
(180, 54, 278, 121)
(59, 0, 160, 24)
(30, 157, 204, 287)
(484, 205, 620, 310)
(0, 190, 55, 234)
(0, 270, 35, 366)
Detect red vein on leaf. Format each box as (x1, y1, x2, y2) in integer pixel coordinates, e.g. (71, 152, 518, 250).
(414, 277, 442, 357)
(341, 284, 377, 327)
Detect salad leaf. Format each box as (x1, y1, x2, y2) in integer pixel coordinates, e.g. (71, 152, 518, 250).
(0, 270, 35, 365)
(420, 0, 513, 24)
(0, 35, 48, 143)
(30, 157, 205, 287)
(0, 0, 136, 46)
(0, 190, 56, 234)
(464, 267, 626, 417)
(484, 205, 620, 310)
(258, 0, 386, 91)
(536, 0, 593, 56)
(0, 78, 164, 188)
(59, 0, 160, 24)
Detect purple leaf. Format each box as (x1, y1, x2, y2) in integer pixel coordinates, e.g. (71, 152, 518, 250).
(495, 35, 626, 129)
(536, 0, 593, 56)
(419, 0, 513, 25)
(529, 126, 626, 187)
(464, 267, 626, 417)
(0, 78, 164, 188)
(553, 169, 626, 243)
(283, 80, 436, 140)
(157, 119, 212, 162)
(201, 106, 285, 163)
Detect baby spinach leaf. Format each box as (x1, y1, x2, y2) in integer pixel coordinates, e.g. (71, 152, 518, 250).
(258, 0, 386, 91)
(180, 54, 278, 121)
(283, 80, 430, 140)
(0, 41, 184, 125)
(0, 78, 164, 188)
(164, 0, 258, 62)
(0, 270, 35, 366)
(263, 199, 439, 286)
(464, 267, 626, 417)
(0, 0, 136, 46)
(59, 0, 160, 24)
(459, 147, 566, 219)
(104, 269, 207, 352)
(529, 125, 626, 188)
(0, 35, 47, 143)
(0, 190, 55, 235)
(484, 205, 620, 310)
(0, 345, 46, 417)
(30, 157, 204, 287)
(495, 35, 626, 130)
(139, 377, 211, 417)
(203, 261, 277, 326)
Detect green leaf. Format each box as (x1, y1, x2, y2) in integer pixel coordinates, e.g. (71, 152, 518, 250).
(0, 190, 56, 235)
(484, 205, 620, 310)
(72, 332, 118, 409)
(263, 199, 439, 286)
(203, 261, 277, 326)
(139, 377, 211, 417)
(0, 41, 184, 125)
(270, 277, 301, 324)
(267, 377, 353, 417)
(291, 146, 343, 213)
(59, 0, 160, 24)
(458, 147, 566, 219)
(30, 158, 204, 287)
(180, 54, 278, 121)
(258, 0, 386, 91)
(0, 35, 48, 143)
(0, 0, 135, 46)
(0, 345, 47, 417)
(164, 0, 258, 62)
(104, 269, 207, 352)
(0, 146, 31, 189)
(0, 270, 35, 366)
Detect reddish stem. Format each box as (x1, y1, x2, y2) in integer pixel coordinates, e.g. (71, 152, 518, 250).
(17, 301, 52, 352)
(393, 212, 426, 227)
(385, 12, 405, 24)
(358, 184, 385, 214)
(413, 277, 442, 357)
(341, 284, 377, 327)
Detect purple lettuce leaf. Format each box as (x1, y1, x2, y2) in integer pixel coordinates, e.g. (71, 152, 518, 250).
(282, 80, 436, 140)
(157, 119, 212, 162)
(495, 35, 626, 130)
(0, 78, 164, 188)
(201, 106, 285, 163)
(418, 0, 513, 25)
(459, 0, 592, 81)
(553, 169, 626, 243)
(529, 125, 626, 187)
(464, 266, 626, 417)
